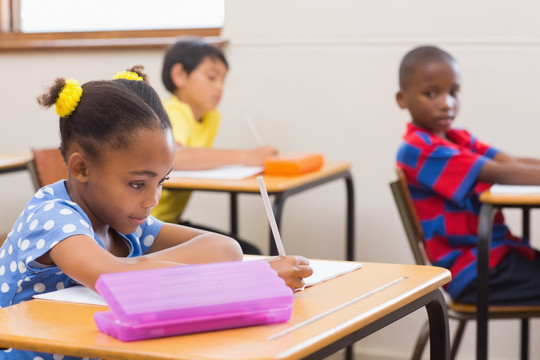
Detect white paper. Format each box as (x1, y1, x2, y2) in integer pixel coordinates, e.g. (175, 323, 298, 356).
(490, 184, 540, 195)
(169, 165, 263, 181)
(34, 285, 107, 306)
(302, 259, 362, 287)
(244, 256, 362, 287)
(32, 258, 362, 305)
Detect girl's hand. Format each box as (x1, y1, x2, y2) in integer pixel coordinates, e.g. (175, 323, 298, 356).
(266, 255, 313, 291)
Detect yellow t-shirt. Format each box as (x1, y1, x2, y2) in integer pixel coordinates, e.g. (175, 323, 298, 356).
(151, 96, 221, 223)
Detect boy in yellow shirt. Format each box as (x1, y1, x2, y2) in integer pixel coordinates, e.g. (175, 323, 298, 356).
(152, 38, 278, 254)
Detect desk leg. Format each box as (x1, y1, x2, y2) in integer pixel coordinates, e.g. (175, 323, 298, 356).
(302, 289, 450, 360)
(267, 171, 355, 261)
(269, 193, 284, 255)
(344, 172, 355, 261)
(477, 203, 496, 360)
(426, 289, 451, 360)
(523, 207, 530, 242)
(230, 192, 239, 239)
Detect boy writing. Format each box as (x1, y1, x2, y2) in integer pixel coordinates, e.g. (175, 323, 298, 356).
(152, 38, 278, 254)
(396, 45, 540, 304)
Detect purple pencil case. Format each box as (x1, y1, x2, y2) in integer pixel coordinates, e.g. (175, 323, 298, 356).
(93, 260, 293, 341)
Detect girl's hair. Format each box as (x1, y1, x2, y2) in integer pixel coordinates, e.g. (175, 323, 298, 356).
(161, 37, 229, 94)
(37, 67, 171, 162)
(113, 65, 170, 127)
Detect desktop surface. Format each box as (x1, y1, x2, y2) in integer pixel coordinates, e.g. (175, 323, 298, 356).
(0, 262, 450, 360)
(164, 161, 351, 193)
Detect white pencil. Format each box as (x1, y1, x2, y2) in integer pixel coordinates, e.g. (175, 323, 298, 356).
(256, 175, 286, 256)
(244, 113, 265, 146)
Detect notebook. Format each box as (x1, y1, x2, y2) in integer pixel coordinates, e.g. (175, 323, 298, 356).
(490, 184, 540, 195)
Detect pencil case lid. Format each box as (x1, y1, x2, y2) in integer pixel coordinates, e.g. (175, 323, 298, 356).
(95, 260, 293, 324)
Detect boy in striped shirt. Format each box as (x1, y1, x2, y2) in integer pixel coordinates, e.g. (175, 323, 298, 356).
(396, 45, 540, 304)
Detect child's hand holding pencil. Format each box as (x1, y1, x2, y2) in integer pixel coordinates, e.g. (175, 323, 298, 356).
(266, 255, 313, 291)
(257, 175, 313, 291)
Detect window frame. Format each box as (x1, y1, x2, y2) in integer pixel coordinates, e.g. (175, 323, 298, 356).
(0, 0, 223, 50)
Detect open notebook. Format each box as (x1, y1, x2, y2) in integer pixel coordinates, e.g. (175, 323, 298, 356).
(490, 184, 540, 195)
(33, 258, 362, 306)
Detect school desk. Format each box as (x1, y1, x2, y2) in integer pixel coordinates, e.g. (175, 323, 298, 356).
(0, 262, 450, 360)
(476, 187, 540, 360)
(164, 161, 355, 260)
(0, 152, 32, 175)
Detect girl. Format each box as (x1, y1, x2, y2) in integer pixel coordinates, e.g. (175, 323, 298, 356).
(0, 67, 312, 360)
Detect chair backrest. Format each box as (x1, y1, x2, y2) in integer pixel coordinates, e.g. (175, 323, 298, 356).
(389, 168, 429, 266)
(28, 148, 67, 190)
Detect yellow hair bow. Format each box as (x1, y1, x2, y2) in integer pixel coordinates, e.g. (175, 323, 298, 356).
(55, 79, 83, 118)
(114, 71, 143, 81)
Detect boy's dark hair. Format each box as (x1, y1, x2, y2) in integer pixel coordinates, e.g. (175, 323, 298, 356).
(398, 45, 456, 90)
(38, 79, 171, 162)
(161, 38, 229, 94)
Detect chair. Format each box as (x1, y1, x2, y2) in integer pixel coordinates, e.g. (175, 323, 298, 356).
(390, 168, 540, 360)
(28, 148, 67, 190)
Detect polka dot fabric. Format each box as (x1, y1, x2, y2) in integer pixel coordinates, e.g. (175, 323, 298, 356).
(0, 180, 162, 360)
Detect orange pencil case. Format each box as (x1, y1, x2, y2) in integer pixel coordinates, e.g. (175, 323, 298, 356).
(264, 153, 324, 176)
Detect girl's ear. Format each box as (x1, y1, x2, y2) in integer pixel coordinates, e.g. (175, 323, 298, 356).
(68, 152, 89, 183)
(170, 63, 188, 90)
(396, 90, 408, 109)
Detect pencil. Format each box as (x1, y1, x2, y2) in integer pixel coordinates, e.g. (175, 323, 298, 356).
(256, 175, 286, 256)
(244, 113, 265, 146)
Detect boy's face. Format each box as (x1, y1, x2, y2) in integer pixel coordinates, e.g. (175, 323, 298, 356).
(396, 59, 461, 137)
(175, 57, 228, 118)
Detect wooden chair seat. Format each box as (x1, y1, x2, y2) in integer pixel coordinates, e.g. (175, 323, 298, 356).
(449, 301, 540, 317)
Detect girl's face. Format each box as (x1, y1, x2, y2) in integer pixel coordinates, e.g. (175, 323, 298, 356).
(78, 127, 175, 235)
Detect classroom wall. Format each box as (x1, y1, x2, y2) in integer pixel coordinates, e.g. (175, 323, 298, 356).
(2, 0, 540, 359)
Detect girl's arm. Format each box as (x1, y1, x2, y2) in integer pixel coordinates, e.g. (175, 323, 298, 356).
(48, 235, 185, 292)
(47, 224, 241, 291)
(49, 226, 310, 292)
(154, 224, 313, 289)
(152, 224, 313, 290)
(172, 145, 278, 170)
(146, 222, 243, 263)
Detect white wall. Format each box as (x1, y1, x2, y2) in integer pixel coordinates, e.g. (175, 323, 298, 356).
(2, 0, 540, 358)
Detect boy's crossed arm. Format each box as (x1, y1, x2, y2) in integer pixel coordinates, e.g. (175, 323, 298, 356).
(479, 152, 540, 185)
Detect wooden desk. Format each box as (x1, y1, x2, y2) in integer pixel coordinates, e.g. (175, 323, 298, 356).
(165, 161, 355, 260)
(477, 189, 540, 360)
(0, 152, 32, 175)
(0, 262, 451, 360)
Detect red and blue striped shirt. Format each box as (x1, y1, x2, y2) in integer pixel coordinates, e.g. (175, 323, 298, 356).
(397, 123, 534, 299)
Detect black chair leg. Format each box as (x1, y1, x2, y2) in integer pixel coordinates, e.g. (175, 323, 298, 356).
(521, 319, 529, 360)
(410, 320, 429, 360)
(450, 320, 466, 360)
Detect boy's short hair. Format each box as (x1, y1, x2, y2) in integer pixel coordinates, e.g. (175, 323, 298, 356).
(398, 45, 456, 90)
(162, 38, 229, 94)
